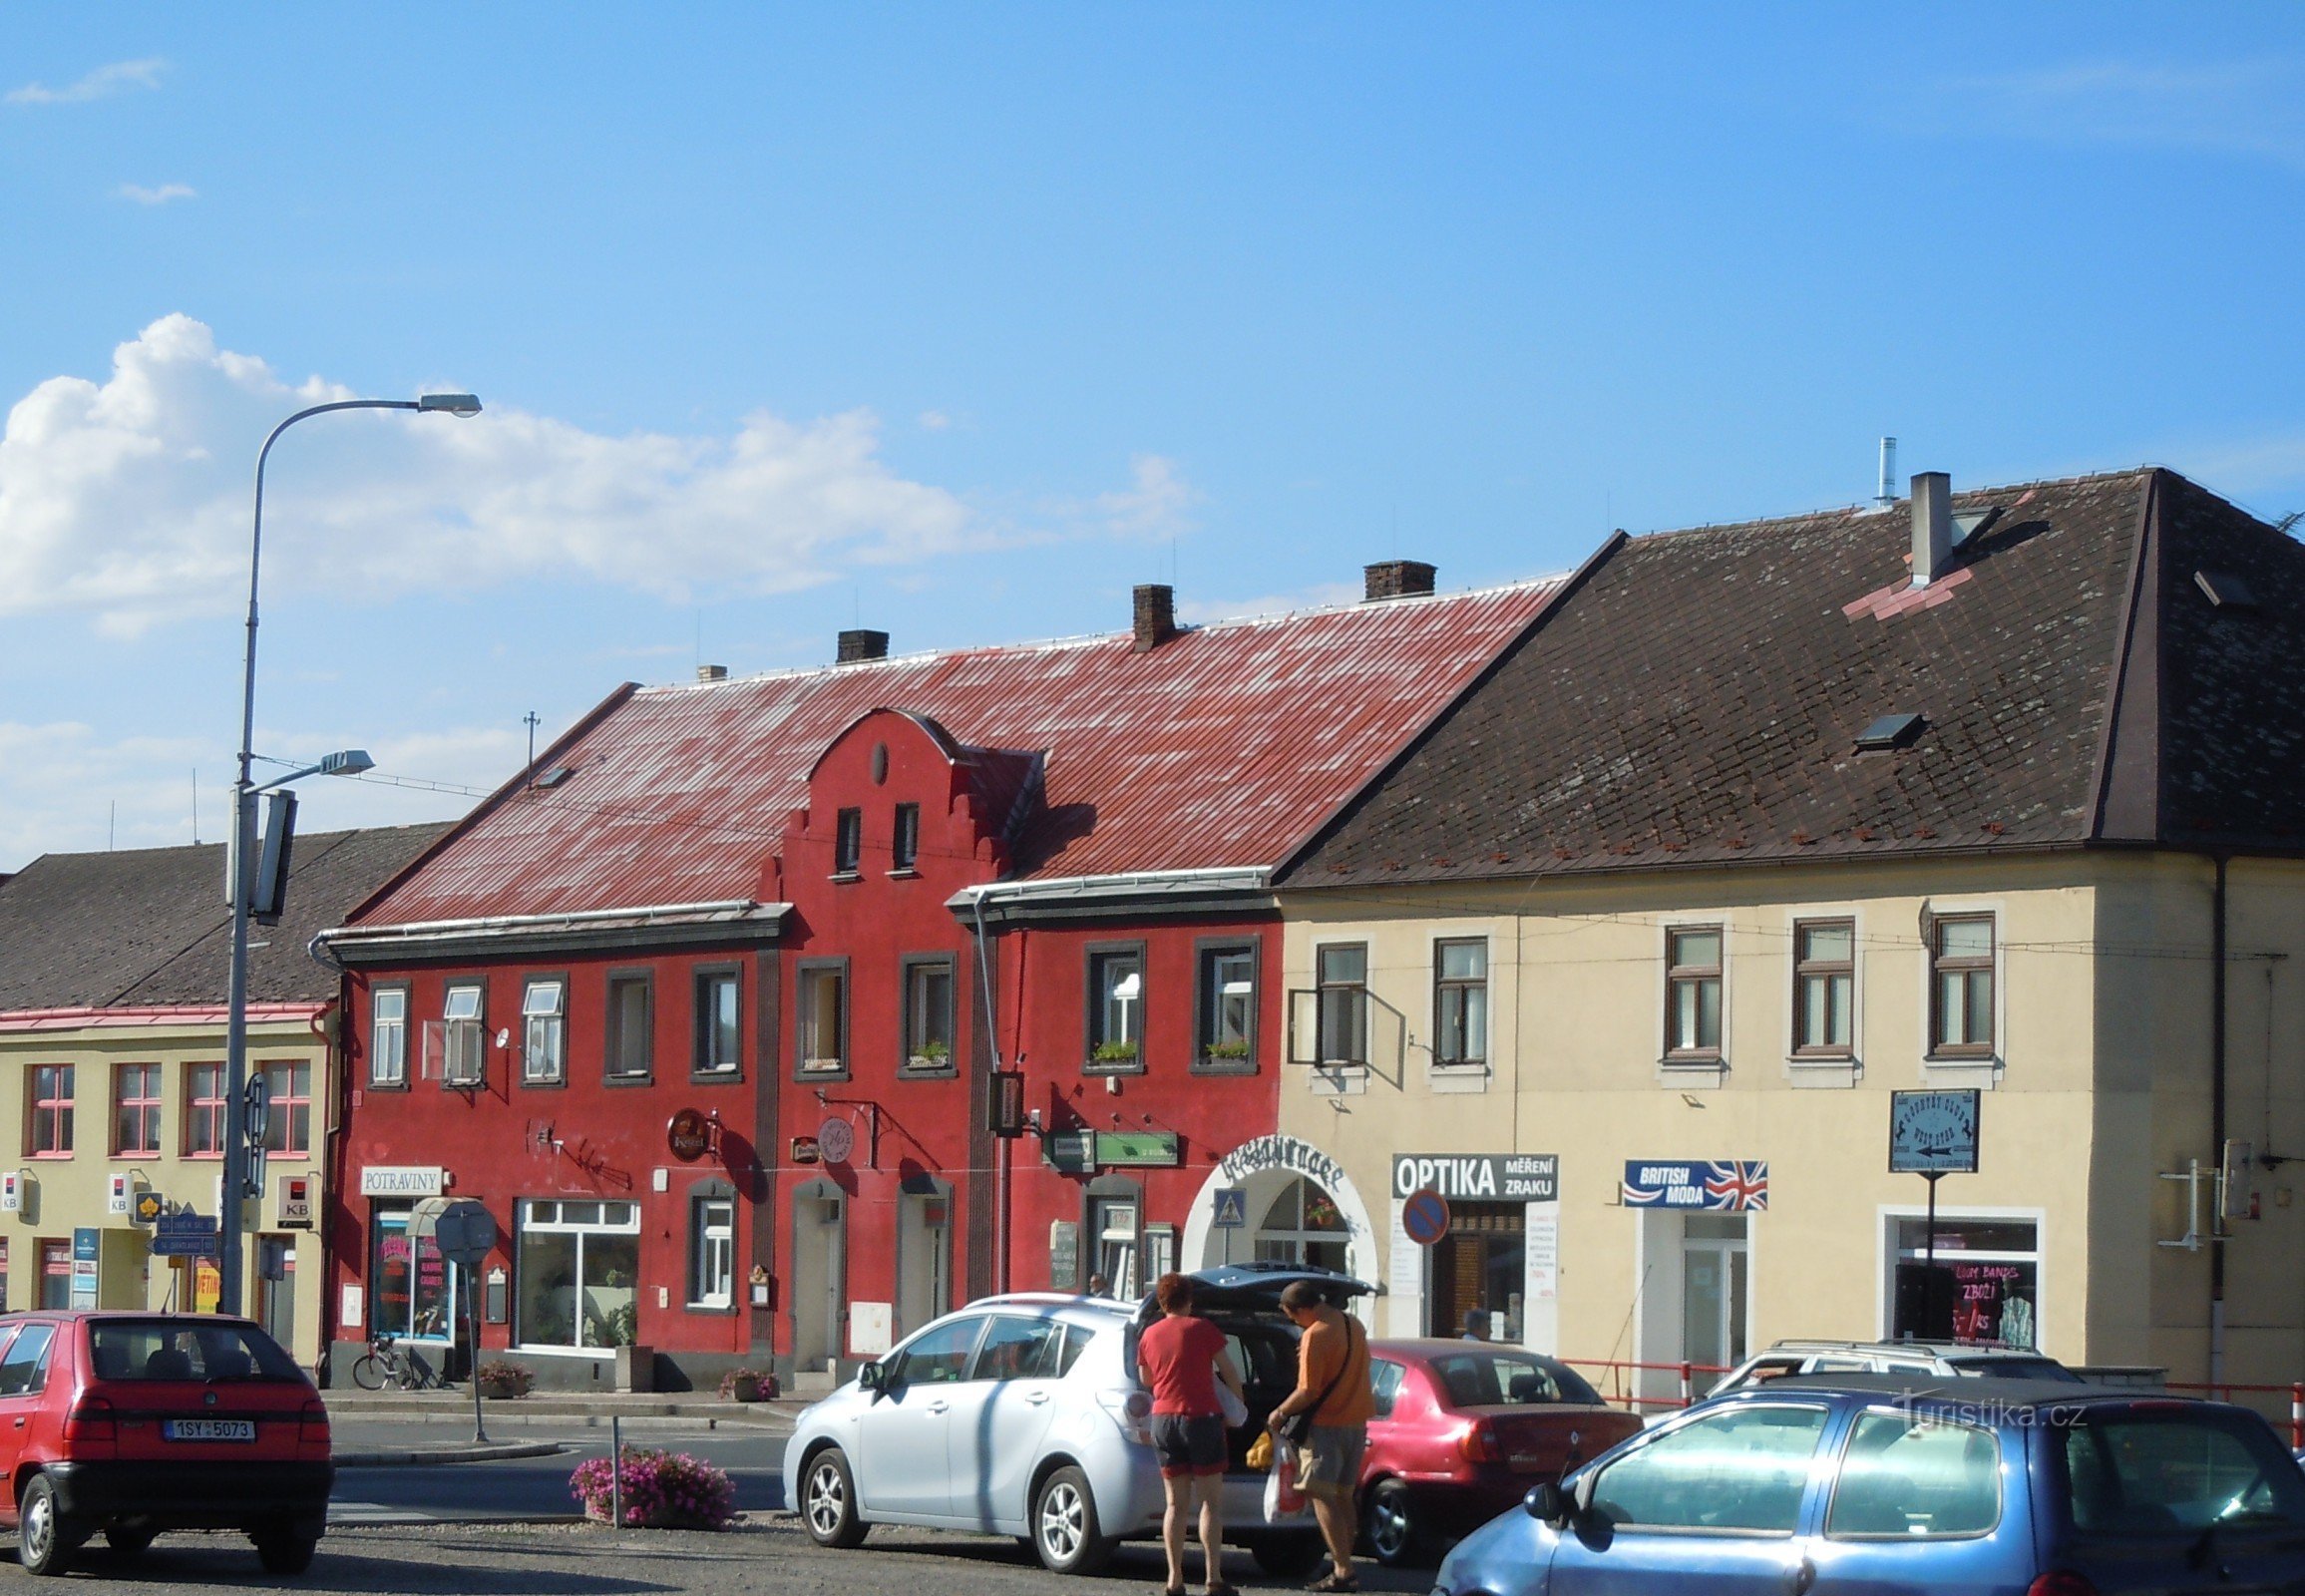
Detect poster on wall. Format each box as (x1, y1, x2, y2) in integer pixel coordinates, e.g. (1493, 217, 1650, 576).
(1621, 1160, 1768, 1211)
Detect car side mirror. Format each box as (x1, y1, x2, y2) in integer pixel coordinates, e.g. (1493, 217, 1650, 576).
(858, 1362, 886, 1395)
(1523, 1481, 1570, 1527)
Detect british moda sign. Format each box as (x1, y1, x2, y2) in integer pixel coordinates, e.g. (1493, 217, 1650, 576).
(1621, 1160, 1768, 1212)
(1391, 1154, 1559, 1203)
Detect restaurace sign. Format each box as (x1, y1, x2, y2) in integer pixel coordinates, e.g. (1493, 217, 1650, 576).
(1219, 1135, 1347, 1193)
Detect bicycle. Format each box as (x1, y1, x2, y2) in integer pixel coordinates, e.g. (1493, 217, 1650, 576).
(350, 1332, 442, 1392)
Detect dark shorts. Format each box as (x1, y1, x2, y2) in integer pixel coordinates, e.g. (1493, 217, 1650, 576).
(1150, 1413, 1227, 1478)
(1297, 1423, 1366, 1498)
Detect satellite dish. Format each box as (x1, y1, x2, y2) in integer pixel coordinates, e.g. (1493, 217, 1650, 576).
(495, 1027, 511, 1049)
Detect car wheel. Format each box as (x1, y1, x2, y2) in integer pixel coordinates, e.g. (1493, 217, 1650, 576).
(1249, 1532, 1328, 1578)
(253, 1527, 319, 1576)
(17, 1474, 74, 1577)
(1364, 1479, 1425, 1567)
(800, 1448, 869, 1549)
(1031, 1465, 1115, 1575)
(105, 1524, 155, 1558)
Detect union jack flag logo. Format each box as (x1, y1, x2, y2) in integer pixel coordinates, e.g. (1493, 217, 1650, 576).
(1703, 1161, 1768, 1211)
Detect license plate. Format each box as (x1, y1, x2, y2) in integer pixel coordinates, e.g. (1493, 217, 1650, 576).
(163, 1419, 254, 1441)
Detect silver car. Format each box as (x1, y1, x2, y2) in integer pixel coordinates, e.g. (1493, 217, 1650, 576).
(782, 1266, 1360, 1575)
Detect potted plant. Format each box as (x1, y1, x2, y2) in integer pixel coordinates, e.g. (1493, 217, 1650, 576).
(1203, 1038, 1251, 1061)
(1091, 1039, 1140, 1065)
(476, 1359, 535, 1399)
(909, 1038, 951, 1069)
(717, 1367, 774, 1402)
(571, 1446, 737, 1529)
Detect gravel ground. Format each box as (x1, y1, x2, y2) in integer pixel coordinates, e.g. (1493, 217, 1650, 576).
(46, 1516, 1432, 1596)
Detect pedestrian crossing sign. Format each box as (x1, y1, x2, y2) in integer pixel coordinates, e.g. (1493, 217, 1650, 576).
(1212, 1187, 1248, 1229)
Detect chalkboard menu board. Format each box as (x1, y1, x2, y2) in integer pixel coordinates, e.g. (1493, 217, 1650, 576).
(1049, 1220, 1079, 1290)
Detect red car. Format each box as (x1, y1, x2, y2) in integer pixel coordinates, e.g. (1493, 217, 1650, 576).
(1357, 1340, 1642, 1566)
(0, 1311, 333, 1576)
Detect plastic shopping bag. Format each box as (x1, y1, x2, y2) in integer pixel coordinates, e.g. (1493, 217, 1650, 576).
(1218, 1383, 1249, 1429)
(1263, 1441, 1306, 1522)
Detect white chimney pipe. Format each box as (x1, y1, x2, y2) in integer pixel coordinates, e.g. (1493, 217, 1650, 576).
(1876, 438, 1897, 509)
(1911, 472, 1952, 587)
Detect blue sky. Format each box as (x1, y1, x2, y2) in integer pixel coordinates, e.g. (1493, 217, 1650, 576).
(5, 6, 2304, 869)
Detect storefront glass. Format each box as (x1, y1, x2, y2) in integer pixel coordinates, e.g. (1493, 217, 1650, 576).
(370, 1206, 454, 1339)
(517, 1199, 641, 1350)
(1891, 1216, 2040, 1349)
(1426, 1201, 1524, 1340)
(1254, 1176, 1349, 1274)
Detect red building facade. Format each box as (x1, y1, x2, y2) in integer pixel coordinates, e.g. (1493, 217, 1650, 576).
(321, 573, 1556, 1390)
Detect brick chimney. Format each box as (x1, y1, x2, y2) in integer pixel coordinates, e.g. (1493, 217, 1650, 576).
(696, 664, 728, 682)
(1910, 472, 1952, 588)
(1132, 585, 1178, 651)
(837, 628, 890, 664)
(1364, 561, 1436, 601)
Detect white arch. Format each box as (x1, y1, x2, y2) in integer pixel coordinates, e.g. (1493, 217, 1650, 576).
(1180, 1135, 1378, 1301)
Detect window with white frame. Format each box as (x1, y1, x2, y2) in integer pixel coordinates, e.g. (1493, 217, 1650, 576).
(522, 979, 566, 1084)
(1196, 943, 1257, 1069)
(692, 969, 740, 1076)
(1085, 947, 1144, 1070)
(371, 987, 408, 1086)
(689, 1196, 734, 1309)
(1433, 939, 1488, 1068)
(442, 984, 485, 1086)
(1665, 927, 1724, 1060)
(1792, 920, 1854, 1056)
(517, 1199, 641, 1349)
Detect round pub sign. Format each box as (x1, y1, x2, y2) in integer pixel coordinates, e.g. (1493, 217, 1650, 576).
(666, 1108, 713, 1163)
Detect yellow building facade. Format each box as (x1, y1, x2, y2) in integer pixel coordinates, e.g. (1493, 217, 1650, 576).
(1274, 852, 2305, 1407)
(0, 1004, 330, 1368)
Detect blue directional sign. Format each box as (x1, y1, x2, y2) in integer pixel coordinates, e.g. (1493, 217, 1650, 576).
(1211, 1188, 1249, 1230)
(151, 1212, 219, 1257)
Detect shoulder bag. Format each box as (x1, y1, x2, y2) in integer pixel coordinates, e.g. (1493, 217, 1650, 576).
(1275, 1315, 1358, 1446)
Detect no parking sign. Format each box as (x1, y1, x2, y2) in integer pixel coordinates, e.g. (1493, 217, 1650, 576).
(1401, 1186, 1451, 1247)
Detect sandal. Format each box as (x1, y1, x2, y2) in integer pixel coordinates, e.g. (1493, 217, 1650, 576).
(1304, 1575, 1358, 1594)
(1208, 1584, 1240, 1596)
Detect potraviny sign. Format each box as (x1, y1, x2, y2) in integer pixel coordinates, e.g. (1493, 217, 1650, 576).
(1390, 1153, 1558, 1202)
(1621, 1160, 1769, 1211)
(359, 1166, 445, 1198)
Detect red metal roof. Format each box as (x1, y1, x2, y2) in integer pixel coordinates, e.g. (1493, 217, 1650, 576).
(356, 582, 1561, 925)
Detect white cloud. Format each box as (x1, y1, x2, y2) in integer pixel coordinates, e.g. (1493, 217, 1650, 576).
(1177, 581, 1361, 625)
(917, 409, 952, 431)
(1088, 453, 1200, 541)
(7, 57, 168, 107)
(117, 183, 195, 205)
(1944, 58, 2305, 163)
(0, 314, 1060, 633)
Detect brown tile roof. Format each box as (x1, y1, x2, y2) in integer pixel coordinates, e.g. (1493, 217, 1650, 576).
(0, 824, 450, 1011)
(1285, 469, 2305, 887)
(351, 583, 1563, 926)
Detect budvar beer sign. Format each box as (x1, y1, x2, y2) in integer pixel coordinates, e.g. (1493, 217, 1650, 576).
(1390, 1154, 1558, 1202)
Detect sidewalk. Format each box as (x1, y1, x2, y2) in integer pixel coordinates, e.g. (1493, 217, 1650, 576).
(324, 1388, 804, 1427)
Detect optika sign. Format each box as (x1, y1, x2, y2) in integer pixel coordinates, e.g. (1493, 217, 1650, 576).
(1219, 1135, 1347, 1193)
(1390, 1154, 1558, 1202)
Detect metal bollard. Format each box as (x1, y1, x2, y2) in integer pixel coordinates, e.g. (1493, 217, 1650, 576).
(1679, 1363, 1693, 1408)
(2292, 1385, 2303, 1451)
(609, 1415, 623, 1529)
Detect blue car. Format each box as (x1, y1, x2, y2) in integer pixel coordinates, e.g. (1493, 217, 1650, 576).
(1431, 1375, 2305, 1595)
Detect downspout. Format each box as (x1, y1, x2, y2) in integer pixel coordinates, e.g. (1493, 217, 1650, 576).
(971, 895, 1008, 1294)
(2212, 854, 2229, 1391)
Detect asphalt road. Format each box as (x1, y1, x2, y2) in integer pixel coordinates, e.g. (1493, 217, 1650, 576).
(327, 1419, 791, 1524)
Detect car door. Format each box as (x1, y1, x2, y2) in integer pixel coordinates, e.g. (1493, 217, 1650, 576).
(855, 1316, 986, 1521)
(0, 1322, 56, 1523)
(1546, 1398, 1837, 1596)
(1803, 1405, 2020, 1594)
(953, 1314, 1071, 1530)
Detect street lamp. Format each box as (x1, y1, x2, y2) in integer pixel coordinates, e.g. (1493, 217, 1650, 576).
(219, 394, 481, 1319)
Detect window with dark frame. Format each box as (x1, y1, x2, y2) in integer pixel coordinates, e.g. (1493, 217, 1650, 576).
(1433, 939, 1488, 1067)
(1792, 920, 1854, 1055)
(522, 979, 566, 1084)
(113, 1063, 162, 1156)
(834, 807, 863, 875)
(442, 984, 485, 1086)
(1196, 944, 1257, 1066)
(605, 975, 653, 1080)
(28, 1064, 72, 1157)
(185, 1063, 225, 1157)
(892, 803, 920, 871)
(1316, 944, 1368, 1066)
(1665, 927, 1724, 1059)
(797, 962, 848, 1073)
(1930, 915, 1996, 1055)
(371, 987, 408, 1086)
(1085, 948, 1144, 1069)
(693, 969, 740, 1075)
(903, 958, 956, 1070)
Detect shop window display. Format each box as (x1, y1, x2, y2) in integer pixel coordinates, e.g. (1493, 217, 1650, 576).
(518, 1199, 642, 1349)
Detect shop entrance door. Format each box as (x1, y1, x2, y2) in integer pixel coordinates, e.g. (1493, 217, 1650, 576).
(895, 1187, 952, 1339)
(1681, 1215, 1747, 1394)
(1426, 1202, 1525, 1341)
(790, 1182, 847, 1373)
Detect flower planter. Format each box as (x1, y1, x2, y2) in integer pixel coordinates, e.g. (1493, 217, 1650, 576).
(479, 1378, 524, 1400)
(725, 1375, 761, 1403)
(582, 1502, 723, 1530)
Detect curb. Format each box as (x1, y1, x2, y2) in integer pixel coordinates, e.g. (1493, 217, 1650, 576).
(333, 1440, 569, 1467)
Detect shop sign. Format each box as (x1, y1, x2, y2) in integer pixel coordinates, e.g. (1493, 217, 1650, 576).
(1391, 1153, 1558, 1202)
(666, 1108, 713, 1163)
(1889, 1089, 1981, 1174)
(1043, 1130, 1096, 1175)
(1218, 1134, 1346, 1192)
(1621, 1160, 1768, 1211)
(361, 1166, 445, 1198)
(1093, 1130, 1180, 1167)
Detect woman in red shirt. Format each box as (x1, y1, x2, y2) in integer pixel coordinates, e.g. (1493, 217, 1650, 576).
(1137, 1273, 1245, 1596)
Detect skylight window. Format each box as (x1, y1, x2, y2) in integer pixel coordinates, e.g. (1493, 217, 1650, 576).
(534, 766, 575, 789)
(2195, 570, 2259, 610)
(1855, 712, 1925, 752)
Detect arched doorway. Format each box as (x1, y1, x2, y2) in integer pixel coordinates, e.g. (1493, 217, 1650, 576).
(1181, 1135, 1376, 1293)
(1252, 1176, 1350, 1274)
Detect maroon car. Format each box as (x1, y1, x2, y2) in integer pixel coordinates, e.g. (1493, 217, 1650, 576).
(1357, 1340, 1641, 1566)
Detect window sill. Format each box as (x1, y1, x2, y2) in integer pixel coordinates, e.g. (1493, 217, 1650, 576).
(1922, 1055, 2002, 1088)
(365, 1080, 410, 1092)
(886, 868, 919, 880)
(1657, 1057, 1728, 1089)
(1082, 1059, 1145, 1076)
(690, 1069, 745, 1086)
(1785, 1056, 1860, 1089)
(1308, 1063, 1368, 1096)
(797, 1064, 851, 1083)
(602, 1073, 657, 1089)
(1190, 1054, 1258, 1076)
(1427, 1062, 1491, 1095)
(900, 1062, 958, 1079)
(830, 871, 862, 885)
(683, 1301, 739, 1317)
(520, 1075, 568, 1090)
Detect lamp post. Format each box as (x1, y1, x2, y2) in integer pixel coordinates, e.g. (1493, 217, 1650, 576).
(219, 393, 482, 1319)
